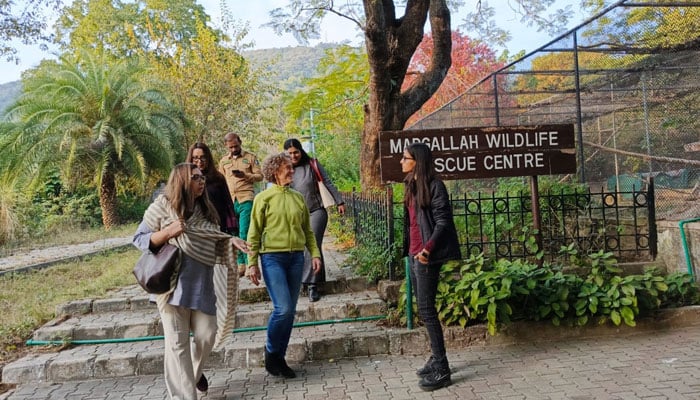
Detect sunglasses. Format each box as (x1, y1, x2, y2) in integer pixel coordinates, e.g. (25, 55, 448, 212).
(191, 174, 207, 182)
(191, 156, 206, 161)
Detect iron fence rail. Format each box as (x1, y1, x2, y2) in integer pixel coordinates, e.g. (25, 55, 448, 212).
(343, 180, 656, 280)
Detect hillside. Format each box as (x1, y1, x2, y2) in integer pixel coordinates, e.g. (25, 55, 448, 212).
(243, 43, 344, 91)
(0, 43, 347, 114)
(0, 81, 21, 116)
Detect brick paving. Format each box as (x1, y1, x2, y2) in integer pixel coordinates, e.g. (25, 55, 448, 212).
(3, 236, 700, 399)
(2, 325, 700, 399)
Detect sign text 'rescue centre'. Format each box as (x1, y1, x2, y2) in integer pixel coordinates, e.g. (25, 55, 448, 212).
(379, 124, 577, 183)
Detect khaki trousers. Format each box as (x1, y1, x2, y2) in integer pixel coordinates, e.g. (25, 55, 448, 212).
(158, 300, 217, 400)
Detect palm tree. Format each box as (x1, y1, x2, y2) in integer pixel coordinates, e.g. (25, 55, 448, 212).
(0, 50, 184, 229)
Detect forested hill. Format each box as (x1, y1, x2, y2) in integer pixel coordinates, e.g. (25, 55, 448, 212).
(0, 43, 344, 115)
(0, 81, 22, 116)
(243, 43, 342, 91)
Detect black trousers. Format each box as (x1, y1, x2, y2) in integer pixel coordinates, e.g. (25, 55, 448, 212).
(302, 208, 328, 285)
(409, 256, 446, 361)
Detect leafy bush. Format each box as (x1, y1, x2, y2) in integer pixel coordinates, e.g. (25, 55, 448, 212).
(32, 185, 102, 231)
(348, 241, 400, 283)
(657, 271, 700, 308)
(117, 193, 150, 223)
(393, 250, 700, 335)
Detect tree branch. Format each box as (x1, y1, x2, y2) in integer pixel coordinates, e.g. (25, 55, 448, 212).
(583, 141, 700, 167)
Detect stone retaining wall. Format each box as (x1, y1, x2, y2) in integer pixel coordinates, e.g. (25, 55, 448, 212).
(657, 220, 700, 278)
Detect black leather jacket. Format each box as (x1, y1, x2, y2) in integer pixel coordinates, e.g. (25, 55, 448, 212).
(402, 178, 462, 264)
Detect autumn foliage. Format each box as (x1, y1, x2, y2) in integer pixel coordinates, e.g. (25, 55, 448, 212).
(403, 30, 506, 127)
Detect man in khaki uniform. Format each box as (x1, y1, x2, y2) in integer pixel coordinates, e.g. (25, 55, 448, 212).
(219, 133, 263, 274)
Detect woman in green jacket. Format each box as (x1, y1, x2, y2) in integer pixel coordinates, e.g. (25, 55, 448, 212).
(245, 152, 321, 379)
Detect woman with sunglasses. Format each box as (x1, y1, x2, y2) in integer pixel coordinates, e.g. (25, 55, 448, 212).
(133, 163, 249, 398)
(186, 142, 238, 236)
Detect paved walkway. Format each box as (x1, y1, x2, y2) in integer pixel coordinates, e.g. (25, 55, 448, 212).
(2, 325, 700, 399)
(0, 237, 133, 275)
(3, 237, 700, 399)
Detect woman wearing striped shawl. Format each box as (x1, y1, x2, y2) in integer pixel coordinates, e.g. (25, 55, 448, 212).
(133, 163, 249, 399)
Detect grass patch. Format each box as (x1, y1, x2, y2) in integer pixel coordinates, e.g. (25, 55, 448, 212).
(0, 247, 140, 364)
(0, 223, 137, 257)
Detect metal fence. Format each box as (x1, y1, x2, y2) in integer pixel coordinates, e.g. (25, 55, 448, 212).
(410, 0, 700, 221)
(343, 180, 656, 280)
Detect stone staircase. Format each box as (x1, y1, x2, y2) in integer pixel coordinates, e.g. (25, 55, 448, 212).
(1, 243, 432, 386)
(8, 239, 699, 388)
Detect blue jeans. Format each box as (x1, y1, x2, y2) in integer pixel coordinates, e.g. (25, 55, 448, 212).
(409, 257, 447, 361)
(261, 251, 304, 356)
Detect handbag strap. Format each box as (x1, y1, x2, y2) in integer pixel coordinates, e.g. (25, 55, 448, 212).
(309, 158, 323, 182)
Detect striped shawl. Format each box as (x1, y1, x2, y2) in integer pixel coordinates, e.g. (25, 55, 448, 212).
(144, 195, 239, 349)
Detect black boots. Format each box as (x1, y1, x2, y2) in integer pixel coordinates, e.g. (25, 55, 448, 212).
(416, 355, 436, 377)
(308, 284, 320, 302)
(265, 348, 296, 378)
(196, 373, 208, 392)
(418, 356, 451, 391)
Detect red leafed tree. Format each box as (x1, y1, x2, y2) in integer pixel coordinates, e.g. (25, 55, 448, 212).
(403, 30, 505, 127)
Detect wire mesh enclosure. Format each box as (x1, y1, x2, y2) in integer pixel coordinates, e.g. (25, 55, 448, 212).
(410, 0, 700, 220)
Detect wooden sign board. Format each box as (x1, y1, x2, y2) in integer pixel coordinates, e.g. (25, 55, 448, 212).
(379, 124, 577, 183)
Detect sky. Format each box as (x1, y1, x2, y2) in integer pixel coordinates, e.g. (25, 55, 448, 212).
(0, 0, 584, 85)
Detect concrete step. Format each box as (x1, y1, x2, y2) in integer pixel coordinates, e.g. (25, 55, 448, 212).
(7, 304, 700, 385)
(3, 235, 393, 386)
(32, 289, 386, 342)
(3, 320, 435, 385)
(54, 275, 374, 316)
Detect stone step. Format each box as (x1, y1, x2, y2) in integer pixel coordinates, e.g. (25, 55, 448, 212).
(8, 305, 700, 385)
(4, 320, 437, 385)
(33, 289, 386, 342)
(55, 274, 374, 316)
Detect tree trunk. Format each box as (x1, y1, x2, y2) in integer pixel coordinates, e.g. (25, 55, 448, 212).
(99, 171, 119, 230)
(360, 0, 452, 190)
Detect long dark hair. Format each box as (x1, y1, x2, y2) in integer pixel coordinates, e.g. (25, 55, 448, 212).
(403, 143, 435, 209)
(186, 142, 226, 185)
(165, 163, 219, 224)
(283, 138, 311, 165)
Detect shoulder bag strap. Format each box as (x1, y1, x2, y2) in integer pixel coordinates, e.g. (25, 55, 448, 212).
(309, 158, 323, 182)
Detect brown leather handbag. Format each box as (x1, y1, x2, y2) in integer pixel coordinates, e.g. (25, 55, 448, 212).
(133, 244, 181, 294)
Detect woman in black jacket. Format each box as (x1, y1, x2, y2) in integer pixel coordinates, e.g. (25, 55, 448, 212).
(401, 142, 461, 392)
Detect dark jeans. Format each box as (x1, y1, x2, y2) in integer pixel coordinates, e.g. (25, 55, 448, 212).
(409, 256, 446, 361)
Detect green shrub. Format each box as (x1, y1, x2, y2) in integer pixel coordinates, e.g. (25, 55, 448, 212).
(658, 271, 700, 308)
(117, 193, 150, 223)
(390, 251, 700, 335)
(348, 241, 400, 283)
